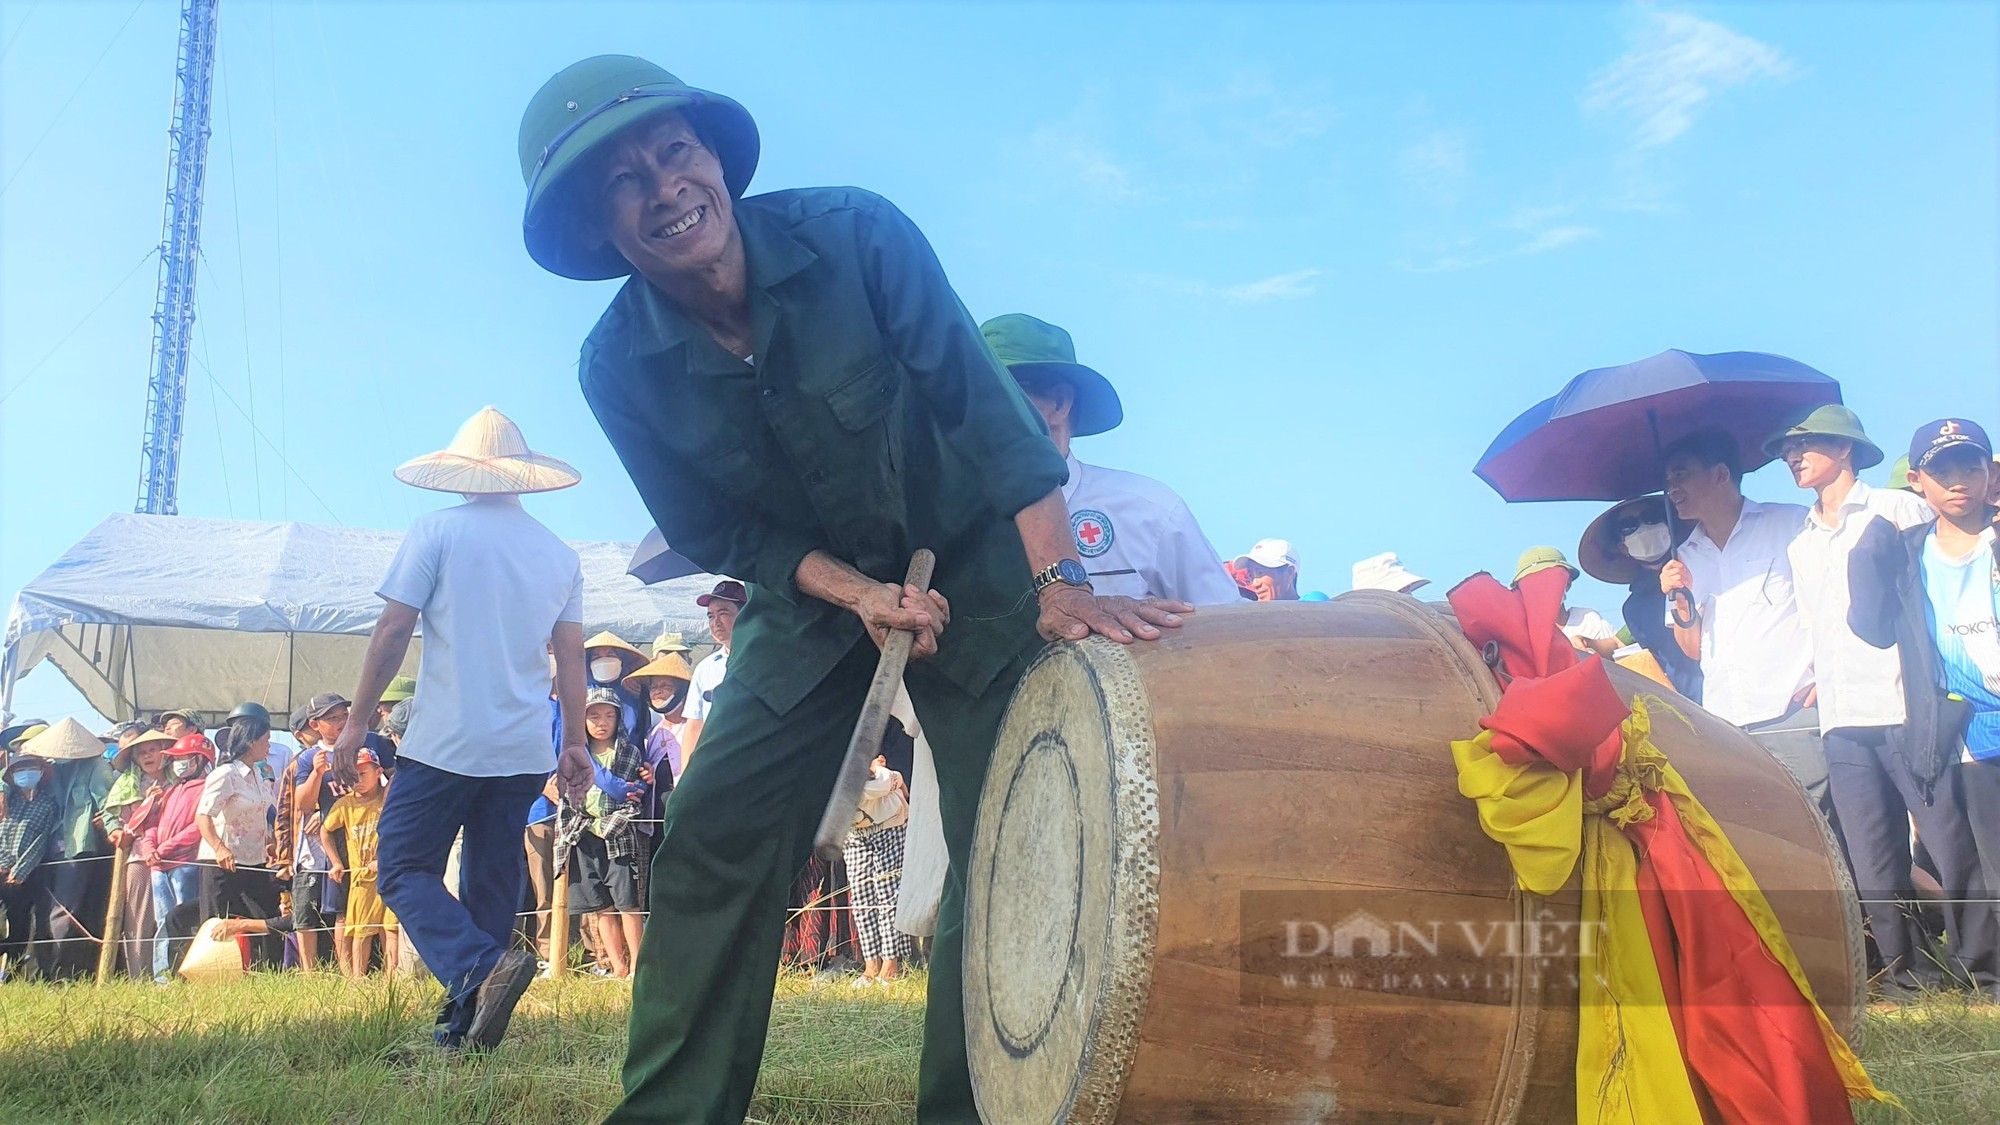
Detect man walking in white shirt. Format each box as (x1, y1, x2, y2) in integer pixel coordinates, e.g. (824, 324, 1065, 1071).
(981, 313, 1240, 607)
(1656, 432, 1826, 805)
(331, 407, 590, 1052)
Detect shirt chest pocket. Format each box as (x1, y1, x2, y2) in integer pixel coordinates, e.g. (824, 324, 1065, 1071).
(822, 357, 907, 483)
(824, 356, 900, 432)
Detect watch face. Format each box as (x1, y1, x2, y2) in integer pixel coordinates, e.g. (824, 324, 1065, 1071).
(1056, 559, 1090, 586)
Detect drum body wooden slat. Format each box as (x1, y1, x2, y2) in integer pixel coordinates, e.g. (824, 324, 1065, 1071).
(964, 596, 1862, 1125)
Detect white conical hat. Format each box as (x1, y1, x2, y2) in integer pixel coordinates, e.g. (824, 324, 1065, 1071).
(394, 406, 581, 495)
(19, 717, 108, 761)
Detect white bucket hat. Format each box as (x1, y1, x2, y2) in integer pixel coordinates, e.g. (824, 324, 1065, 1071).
(19, 717, 110, 762)
(1350, 552, 1429, 594)
(394, 406, 581, 495)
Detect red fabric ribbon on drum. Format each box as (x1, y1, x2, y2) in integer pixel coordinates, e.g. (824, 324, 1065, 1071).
(1447, 566, 1889, 1125)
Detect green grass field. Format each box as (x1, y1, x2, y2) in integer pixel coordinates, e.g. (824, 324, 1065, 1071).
(0, 971, 1992, 1123)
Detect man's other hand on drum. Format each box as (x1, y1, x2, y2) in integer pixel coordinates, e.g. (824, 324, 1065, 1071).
(1018, 491, 1190, 645)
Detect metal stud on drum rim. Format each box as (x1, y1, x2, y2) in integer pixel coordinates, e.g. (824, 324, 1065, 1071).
(965, 638, 1162, 1125)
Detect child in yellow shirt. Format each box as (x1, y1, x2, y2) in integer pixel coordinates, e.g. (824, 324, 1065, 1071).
(320, 748, 397, 978)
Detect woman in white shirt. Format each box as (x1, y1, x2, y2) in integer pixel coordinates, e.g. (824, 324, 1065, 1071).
(197, 712, 282, 964)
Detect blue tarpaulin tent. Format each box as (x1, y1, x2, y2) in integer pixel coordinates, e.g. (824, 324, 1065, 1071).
(2, 513, 718, 726)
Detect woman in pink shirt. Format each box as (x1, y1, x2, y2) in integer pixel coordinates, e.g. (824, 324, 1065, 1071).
(125, 733, 213, 981)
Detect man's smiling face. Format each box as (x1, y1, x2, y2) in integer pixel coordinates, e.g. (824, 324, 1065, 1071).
(592, 111, 737, 283)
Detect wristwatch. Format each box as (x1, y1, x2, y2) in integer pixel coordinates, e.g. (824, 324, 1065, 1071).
(1033, 558, 1093, 597)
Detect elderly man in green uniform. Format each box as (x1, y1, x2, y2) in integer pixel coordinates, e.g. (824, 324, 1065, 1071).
(518, 56, 1188, 1122)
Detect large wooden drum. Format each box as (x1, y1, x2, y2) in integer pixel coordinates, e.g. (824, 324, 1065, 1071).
(963, 595, 1863, 1125)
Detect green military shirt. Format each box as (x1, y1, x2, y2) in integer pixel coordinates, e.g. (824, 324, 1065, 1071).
(579, 187, 1068, 716)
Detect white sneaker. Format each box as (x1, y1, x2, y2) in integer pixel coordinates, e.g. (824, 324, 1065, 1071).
(849, 976, 877, 989)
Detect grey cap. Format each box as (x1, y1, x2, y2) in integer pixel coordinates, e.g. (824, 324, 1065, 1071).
(305, 692, 350, 722)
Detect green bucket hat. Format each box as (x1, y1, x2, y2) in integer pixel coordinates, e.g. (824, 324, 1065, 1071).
(379, 676, 417, 705)
(1514, 546, 1579, 584)
(979, 314, 1123, 438)
(519, 55, 760, 281)
(1763, 404, 1883, 470)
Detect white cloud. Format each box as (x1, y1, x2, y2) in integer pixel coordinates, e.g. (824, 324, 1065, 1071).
(1213, 269, 1323, 302)
(1516, 225, 1598, 254)
(1397, 130, 1469, 203)
(1029, 119, 1140, 200)
(1143, 268, 1323, 303)
(1505, 204, 1572, 232)
(1404, 214, 1598, 273)
(1585, 9, 1794, 148)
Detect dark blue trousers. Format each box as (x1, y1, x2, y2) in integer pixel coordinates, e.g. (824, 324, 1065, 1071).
(378, 759, 543, 1036)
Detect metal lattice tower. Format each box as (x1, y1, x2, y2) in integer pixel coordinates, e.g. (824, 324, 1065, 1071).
(135, 0, 220, 516)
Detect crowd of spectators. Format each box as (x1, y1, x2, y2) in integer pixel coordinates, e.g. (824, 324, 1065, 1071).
(0, 576, 918, 985)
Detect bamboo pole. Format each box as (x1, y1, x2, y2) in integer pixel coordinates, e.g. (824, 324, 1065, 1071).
(549, 859, 571, 978)
(96, 844, 130, 985)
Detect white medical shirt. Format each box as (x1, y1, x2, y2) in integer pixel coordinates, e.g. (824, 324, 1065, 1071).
(1561, 607, 1618, 644)
(1061, 454, 1240, 606)
(686, 648, 730, 722)
(1787, 481, 1934, 732)
(1670, 499, 1815, 726)
(377, 496, 585, 777)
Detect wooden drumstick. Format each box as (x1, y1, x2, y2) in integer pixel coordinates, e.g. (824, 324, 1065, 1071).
(814, 549, 936, 862)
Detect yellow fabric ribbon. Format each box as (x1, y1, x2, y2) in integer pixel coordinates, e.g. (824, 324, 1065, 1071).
(1451, 695, 1897, 1120)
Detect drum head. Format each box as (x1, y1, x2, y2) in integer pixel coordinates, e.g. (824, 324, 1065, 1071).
(965, 638, 1161, 1125)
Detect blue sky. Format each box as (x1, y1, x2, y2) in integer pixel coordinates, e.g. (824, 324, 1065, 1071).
(3, 1, 1997, 727)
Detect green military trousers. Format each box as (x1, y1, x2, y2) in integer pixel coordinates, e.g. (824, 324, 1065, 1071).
(608, 636, 1038, 1125)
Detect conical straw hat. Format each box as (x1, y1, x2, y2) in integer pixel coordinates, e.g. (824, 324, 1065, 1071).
(394, 406, 581, 495)
(20, 717, 109, 761)
(624, 651, 694, 690)
(178, 918, 248, 983)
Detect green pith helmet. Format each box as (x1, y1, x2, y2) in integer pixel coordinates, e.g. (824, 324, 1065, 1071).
(1514, 546, 1580, 584)
(518, 54, 760, 281)
(1885, 454, 1915, 491)
(224, 702, 271, 725)
(380, 676, 417, 704)
(1763, 404, 1884, 470)
(979, 313, 1123, 437)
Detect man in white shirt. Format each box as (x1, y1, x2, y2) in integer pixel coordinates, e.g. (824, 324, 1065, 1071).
(1770, 407, 1943, 992)
(1656, 432, 1825, 805)
(331, 407, 589, 1053)
(982, 314, 1240, 607)
(680, 580, 744, 766)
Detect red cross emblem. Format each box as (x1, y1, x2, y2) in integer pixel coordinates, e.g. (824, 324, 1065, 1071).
(1071, 509, 1114, 557)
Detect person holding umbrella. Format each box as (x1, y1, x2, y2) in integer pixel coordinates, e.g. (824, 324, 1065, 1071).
(1578, 495, 1701, 699)
(1655, 432, 1829, 811)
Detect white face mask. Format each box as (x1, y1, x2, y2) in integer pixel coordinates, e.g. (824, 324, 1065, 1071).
(590, 657, 624, 684)
(170, 757, 201, 780)
(1622, 521, 1674, 563)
